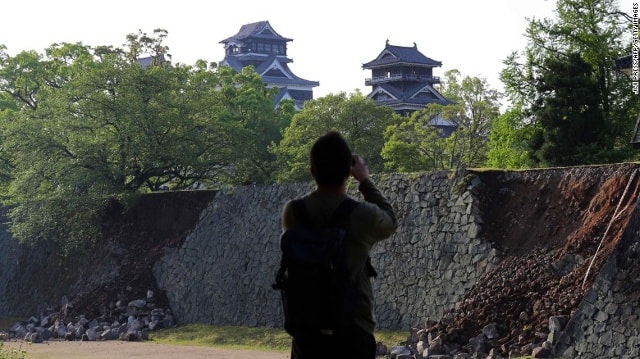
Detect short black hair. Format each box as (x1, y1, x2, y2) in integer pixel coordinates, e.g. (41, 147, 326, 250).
(310, 130, 352, 186)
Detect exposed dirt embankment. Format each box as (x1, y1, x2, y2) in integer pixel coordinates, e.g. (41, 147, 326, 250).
(441, 164, 640, 350)
(69, 190, 217, 318)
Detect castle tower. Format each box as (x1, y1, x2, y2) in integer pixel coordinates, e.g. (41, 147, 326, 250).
(363, 41, 455, 135)
(220, 21, 319, 109)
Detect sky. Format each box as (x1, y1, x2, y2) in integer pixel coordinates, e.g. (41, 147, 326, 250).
(0, 0, 636, 100)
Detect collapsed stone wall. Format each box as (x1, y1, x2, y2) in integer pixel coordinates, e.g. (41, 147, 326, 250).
(554, 196, 640, 358)
(0, 190, 217, 319)
(153, 172, 500, 330)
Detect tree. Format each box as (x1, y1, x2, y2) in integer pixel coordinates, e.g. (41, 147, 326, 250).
(485, 107, 535, 169)
(530, 53, 608, 166)
(382, 70, 501, 172)
(500, 0, 639, 165)
(0, 30, 285, 252)
(213, 65, 293, 184)
(270, 91, 399, 183)
(0, 45, 46, 111)
(441, 70, 501, 169)
(381, 107, 452, 172)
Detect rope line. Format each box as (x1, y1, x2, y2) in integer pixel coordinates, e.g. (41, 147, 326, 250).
(582, 169, 639, 289)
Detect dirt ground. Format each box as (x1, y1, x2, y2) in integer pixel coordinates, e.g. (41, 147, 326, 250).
(3, 340, 289, 359)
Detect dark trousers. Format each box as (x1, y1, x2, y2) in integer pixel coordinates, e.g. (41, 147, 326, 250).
(290, 325, 376, 359)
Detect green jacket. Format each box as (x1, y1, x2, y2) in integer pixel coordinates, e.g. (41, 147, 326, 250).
(281, 178, 398, 334)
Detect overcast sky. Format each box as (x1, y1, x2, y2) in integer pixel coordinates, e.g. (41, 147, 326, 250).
(1, 0, 636, 101)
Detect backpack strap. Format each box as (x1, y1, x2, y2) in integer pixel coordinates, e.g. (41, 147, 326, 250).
(289, 199, 312, 227)
(301, 197, 378, 278)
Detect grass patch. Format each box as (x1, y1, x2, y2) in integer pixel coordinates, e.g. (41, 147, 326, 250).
(0, 343, 26, 359)
(150, 323, 409, 352)
(149, 324, 292, 351)
(374, 329, 409, 348)
(1, 317, 26, 359)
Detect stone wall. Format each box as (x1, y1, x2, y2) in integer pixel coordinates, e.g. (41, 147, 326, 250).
(153, 172, 500, 330)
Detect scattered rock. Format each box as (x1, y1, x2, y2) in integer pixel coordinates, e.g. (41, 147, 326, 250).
(3, 293, 174, 343)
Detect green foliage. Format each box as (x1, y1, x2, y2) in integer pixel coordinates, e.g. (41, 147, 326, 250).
(150, 323, 293, 351)
(210, 65, 290, 184)
(530, 53, 609, 166)
(440, 71, 501, 167)
(499, 0, 640, 166)
(270, 91, 399, 183)
(0, 343, 26, 359)
(382, 107, 451, 172)
(485, 107, 535, 169)
(0, 30, 286, 252)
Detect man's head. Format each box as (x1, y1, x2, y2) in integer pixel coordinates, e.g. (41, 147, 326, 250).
(310, 130, 352, 187)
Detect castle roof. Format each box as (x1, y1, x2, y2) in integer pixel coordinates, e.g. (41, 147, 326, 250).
(219, 20, 292, 44)
(362, 41, 442, 69)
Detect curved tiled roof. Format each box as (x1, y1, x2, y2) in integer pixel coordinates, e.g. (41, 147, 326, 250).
(219, 20, 292, 44)
(262, 75, 319, 87)
(259, 57, 319, 87)
(254, 54, 285, 73)
(363, 41, 442, 68)
(219, 55, 318, 88)
(219, 56, 243, 71)
(373, 83, 450, 106)
(272, 88, 314, 110)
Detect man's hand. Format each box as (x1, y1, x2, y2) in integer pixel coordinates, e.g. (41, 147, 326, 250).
(350, 155, 369, 182)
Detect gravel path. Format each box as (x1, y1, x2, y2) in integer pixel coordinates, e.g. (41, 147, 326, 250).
(3, 340, 290, 359)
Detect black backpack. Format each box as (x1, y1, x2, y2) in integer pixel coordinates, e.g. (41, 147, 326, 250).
(272, 198, 375, 337)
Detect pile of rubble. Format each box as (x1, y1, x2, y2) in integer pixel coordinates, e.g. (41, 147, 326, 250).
(2, 291, 173, 343)
(384, 314, 570, 359)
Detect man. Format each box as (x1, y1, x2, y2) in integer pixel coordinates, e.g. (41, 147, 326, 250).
(280, 130, 398, 359)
